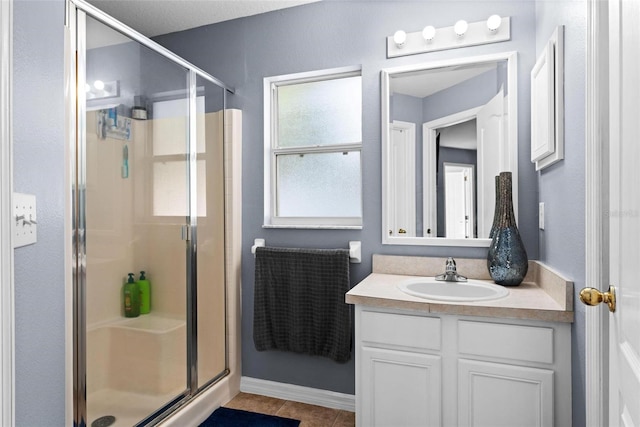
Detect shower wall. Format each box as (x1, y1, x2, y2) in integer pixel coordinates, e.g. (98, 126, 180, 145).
(195, 110, 227, 386)
(85, 110, 227, 378)
(85, 112, 188, 401)
(85, 112, 136, 326)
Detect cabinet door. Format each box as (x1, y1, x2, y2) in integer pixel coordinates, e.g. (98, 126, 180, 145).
(458, 359, 554, 427)
(360, 347, 441, 427)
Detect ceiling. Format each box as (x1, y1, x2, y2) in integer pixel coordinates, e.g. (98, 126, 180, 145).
(86, 0, 320, 38)
(390, 63, 498, 99)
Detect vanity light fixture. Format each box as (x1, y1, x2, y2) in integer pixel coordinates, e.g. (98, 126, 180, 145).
(422, 25, 436, 42)
(487, 14, 502, 32)
(454, 20, 468, 37)
(386, 16, 511, 58)
(393, 30, 407, 48)
(93, 79, 105, 91)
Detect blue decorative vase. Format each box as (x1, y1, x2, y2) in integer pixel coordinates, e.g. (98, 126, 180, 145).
(487, 172, 528, 286)
(489, 175, 500, 240)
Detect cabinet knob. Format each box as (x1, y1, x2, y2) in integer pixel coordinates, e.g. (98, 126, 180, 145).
(398, 228, 407, 234)
(579, 286, 616, 313)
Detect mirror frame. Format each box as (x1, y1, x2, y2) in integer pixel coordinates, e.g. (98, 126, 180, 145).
(381, 51, 518, 247)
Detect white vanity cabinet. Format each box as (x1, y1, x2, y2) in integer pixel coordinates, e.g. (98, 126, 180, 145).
(358, 310, 442, 426)
(355, 305, 572, 427)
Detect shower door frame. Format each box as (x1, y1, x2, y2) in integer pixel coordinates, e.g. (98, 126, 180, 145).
(65, 1, 235, 426)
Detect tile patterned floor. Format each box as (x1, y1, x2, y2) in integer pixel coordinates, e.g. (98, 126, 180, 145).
(223, 392, 356, 427)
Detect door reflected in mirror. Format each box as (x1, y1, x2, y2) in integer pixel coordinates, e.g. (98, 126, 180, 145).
(382, 52, 518, 247)
(444, 162, 475, 239)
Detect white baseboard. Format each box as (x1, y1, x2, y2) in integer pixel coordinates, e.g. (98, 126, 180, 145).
(240, 377, 355, 412)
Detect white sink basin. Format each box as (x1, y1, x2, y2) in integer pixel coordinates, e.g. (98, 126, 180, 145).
(397, 277, 509, 302)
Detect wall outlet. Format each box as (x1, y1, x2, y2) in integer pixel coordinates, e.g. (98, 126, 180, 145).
(13, 193, 37, 248)
(539, 202, 545, 230)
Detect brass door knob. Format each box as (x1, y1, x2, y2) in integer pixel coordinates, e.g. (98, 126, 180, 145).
(579, 286, 616, 313)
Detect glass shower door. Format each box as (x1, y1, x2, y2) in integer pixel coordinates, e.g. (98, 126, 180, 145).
(194, 76, 227, 389)
(83, 14, 191, 426)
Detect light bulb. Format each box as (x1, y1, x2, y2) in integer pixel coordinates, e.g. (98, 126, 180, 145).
(422, 25, 436, 41)
(85, 83, 91, 93)
(487, 15, 502, 32)
(454, 20, 468, 36)
(93, 80, 105, 91)
(393, 30, 407, 48)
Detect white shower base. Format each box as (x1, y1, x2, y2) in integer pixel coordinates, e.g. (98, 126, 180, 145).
(87, 314, 187, 426)
(87, 388, 184, 427)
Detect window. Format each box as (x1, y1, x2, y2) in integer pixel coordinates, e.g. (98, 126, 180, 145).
(264, 66, 363, 228)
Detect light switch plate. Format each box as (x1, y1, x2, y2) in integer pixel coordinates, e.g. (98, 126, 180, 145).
(539, 202, 545, 230)
(13, 193, 37, 248)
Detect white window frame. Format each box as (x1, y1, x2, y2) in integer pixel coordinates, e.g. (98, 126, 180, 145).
(263, 65, 363, 229)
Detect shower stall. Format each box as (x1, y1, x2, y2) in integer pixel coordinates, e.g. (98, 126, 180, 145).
(66, 1, 242, 426)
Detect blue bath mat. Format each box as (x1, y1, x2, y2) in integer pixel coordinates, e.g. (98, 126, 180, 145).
(199, 407, 300, 427)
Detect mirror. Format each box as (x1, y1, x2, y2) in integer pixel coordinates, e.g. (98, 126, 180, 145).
(382, 52, 518, 247)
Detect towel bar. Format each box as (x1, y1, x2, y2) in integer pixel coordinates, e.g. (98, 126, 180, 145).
(251, 239, 362, 264)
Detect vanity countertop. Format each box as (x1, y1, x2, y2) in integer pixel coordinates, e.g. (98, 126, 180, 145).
(345, 255, 574, 323)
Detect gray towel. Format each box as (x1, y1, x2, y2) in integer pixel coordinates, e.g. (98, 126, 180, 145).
(253, 246, 352, 363)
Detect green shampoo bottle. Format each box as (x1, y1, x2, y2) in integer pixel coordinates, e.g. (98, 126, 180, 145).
(138, 271, 151, 314)
(123, 273, 140, 318)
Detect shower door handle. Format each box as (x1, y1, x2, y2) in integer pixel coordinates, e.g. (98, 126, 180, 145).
(181, 225, 191, 241)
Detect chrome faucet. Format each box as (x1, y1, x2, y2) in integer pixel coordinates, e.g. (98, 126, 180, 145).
(435, 257, 467, 282)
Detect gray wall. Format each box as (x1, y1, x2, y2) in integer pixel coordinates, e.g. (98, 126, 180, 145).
(13, 0, 67, 425)
(535, 1, 587, 426)
(422, 67, 502, 123)
(155, 0, 540, 397)
(86, 40, 210, 115)
(87, 41, 143, 110)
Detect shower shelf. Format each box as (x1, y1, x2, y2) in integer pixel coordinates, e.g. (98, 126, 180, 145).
(87, 313, 187, 396)
(111, 314, 185, 334)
